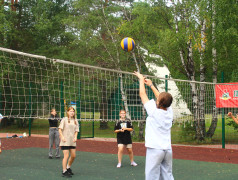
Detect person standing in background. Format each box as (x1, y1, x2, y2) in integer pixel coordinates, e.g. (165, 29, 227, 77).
(48, 108, 61, 159)
(114, 110, 137, 168)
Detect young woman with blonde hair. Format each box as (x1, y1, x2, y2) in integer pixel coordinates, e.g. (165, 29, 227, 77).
(59, 107, 79, 178)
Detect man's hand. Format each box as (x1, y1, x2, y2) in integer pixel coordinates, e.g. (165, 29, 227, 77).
(133, 71, 145, 81)
(144, 79, 152, 87)
(227, 112, 232, 117)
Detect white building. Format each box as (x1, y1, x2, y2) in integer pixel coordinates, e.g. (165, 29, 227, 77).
(145, 61, 191, 121)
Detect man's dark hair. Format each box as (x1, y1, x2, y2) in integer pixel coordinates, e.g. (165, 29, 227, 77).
(157, 92, 173, 108)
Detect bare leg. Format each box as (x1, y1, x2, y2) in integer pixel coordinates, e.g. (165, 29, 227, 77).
(118, 146, 124, 164)
(127, 148, 134, 162)
(62, 150, 69, 171)
(67, 149, 76, 167)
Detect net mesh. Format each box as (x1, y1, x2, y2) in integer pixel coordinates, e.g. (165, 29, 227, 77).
(0, 47, 236, 122)
(1, 47, 238, 145)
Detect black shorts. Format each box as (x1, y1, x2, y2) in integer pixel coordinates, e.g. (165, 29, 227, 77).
(61, 146, 76, 150)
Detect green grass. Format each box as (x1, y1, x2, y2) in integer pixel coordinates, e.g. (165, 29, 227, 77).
(171, 114, 238, 144)
(1, 112, 238, 145)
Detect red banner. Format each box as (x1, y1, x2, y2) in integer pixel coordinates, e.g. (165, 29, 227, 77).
(216, 83, 238, 108)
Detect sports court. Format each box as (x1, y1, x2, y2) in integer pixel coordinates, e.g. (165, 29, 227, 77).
(1, 137, 238, 180)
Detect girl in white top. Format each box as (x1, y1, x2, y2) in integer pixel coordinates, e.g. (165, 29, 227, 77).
(59, 107, 79, 178)
(134, 71, 174, 180)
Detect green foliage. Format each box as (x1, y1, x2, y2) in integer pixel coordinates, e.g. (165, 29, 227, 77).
(0, 0, 237, 79)
(227, 120, 238, 132)
(118, 0, 237, 82)
(0, 0, 75, 58)
(67, 0, 135, 70)
(179, 121, 196, 141)
(16, 118, 29, 128)
(231, 71, 238, 82)
(215, 0, 238, 82)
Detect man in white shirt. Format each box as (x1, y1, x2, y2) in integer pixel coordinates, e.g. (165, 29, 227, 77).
(133, 71, 174, 180)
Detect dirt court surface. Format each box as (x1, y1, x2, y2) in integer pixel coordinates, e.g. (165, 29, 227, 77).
(1, 136, 238, 164)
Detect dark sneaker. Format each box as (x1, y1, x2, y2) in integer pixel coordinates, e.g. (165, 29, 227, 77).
(67, 168, 74, 175)
(62, 171, 72, 178)
(49, 156, 53, 159)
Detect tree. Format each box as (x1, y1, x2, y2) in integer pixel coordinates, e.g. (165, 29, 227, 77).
(0, 0, 74, 57)
(0, 0, 75, 127)
(118, 0, 238, 140)
(66, 0, 150, 134)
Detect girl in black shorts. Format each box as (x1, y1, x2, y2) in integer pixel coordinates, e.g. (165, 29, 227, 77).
(59, 107, 79, 178)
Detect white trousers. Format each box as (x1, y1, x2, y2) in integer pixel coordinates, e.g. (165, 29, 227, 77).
(145, 148, 174, 180)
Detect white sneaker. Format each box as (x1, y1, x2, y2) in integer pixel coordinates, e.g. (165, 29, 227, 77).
(131, 161, 137, 166)
(117, 163, 121, 168)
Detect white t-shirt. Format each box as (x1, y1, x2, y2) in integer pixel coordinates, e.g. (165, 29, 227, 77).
(58, 117, 79, 147)
(144, 99, 173, 150)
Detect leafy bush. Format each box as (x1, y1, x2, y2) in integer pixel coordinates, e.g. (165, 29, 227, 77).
(179, 121, 196, 141)
(227, 120, 238, 131)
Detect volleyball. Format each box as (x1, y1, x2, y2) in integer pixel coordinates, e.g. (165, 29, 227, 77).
(120, 37, 135, 52)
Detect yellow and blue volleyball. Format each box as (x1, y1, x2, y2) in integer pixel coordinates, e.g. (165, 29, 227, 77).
(121, 37, 135, 52)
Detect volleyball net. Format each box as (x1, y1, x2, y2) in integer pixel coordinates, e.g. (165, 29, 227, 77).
(0, 47, 155, 121)
(0, 47, 238, 145)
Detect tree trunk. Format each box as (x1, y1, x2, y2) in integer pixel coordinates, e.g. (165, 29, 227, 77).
(119, 74, 136, 136)
(132, 51, 144, 139)
(99, 80, 108, 129)
(119, 74, 131, 120)
(190, 81, 204, 140)
(207, 3, 218, 137)
(172, 0, 204, 141)
(198, 19, 206, 139)
(199, 82, 206, 139)
(206, 102, 218, 137)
